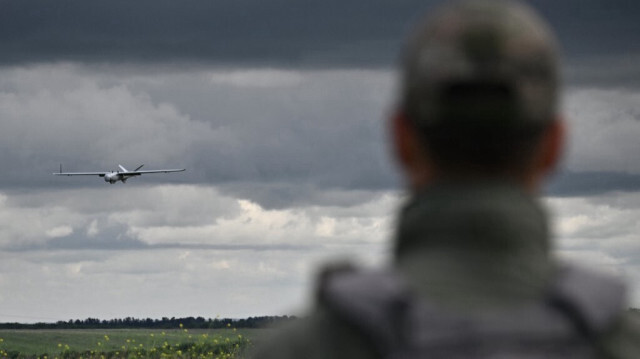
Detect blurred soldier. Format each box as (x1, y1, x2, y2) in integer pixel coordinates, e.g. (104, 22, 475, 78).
(250, 0, 640, 358)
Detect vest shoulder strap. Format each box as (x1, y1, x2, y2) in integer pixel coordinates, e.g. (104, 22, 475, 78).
(319, 263, 626, 358)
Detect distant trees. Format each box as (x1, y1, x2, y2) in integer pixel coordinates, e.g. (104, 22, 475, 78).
(2, 309, 639, 330)
(0, 315, 296, 330)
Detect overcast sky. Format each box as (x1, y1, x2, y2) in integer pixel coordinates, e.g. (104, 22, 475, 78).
(1, 0, 640, 322)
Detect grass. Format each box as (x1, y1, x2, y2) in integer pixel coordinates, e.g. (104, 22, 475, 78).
(0, 326, 264, 359)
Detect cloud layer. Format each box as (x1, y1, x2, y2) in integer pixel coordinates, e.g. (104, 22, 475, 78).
(1, 0, 639, 67)
(1, 65, 399, 209)
(1, 0, 640, 322)
(0, 184, 397, 320)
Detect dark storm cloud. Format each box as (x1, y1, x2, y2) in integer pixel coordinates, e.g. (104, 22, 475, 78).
(0, 66, 399, 208)
(565, 56, 640, 89)
(1, 0, 639, 67)
(547, 171, 640, 197)
(2, 65, 637, 207)
(223, 169, 640, 205)
(0, 0, 435, 67)
(532, 0, 640, 57)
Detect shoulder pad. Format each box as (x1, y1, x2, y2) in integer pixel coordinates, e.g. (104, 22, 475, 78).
(319, 268, 409, 356)
(549, 264, 626, 338)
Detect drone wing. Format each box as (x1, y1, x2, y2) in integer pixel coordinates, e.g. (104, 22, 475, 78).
(128, 169, 186, 175)
(53, 171, 109, 177)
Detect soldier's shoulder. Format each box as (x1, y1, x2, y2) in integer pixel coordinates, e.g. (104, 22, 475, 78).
(599, 310, 640, 358)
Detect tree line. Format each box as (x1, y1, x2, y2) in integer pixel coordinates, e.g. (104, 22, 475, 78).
(0, 315, 296, 330)
(3, 309, 638, 330)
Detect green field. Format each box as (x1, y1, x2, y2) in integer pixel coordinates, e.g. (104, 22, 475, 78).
(0, 327, 266, 358)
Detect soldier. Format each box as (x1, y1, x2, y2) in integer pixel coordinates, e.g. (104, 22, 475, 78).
(250, 0, 640, 357)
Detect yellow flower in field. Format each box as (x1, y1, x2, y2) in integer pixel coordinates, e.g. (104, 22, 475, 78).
(97, 342, 102, 346)
(150, 333, 155, 337)
(58, 343, 62, 348)
(180, 323, 184, 328)
(104, 335, 110, 341)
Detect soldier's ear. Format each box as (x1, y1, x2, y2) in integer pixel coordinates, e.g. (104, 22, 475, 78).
(538, 117, 565, 175)
(391, 111, 412, 171)
(390, 111, 435, 189)
(526, 116, 565, 192)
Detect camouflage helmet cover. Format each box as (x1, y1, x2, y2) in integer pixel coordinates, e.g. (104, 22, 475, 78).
(402, 0, 560, 128)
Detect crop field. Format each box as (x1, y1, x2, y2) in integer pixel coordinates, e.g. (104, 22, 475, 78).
(0, 327, 267, 359)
